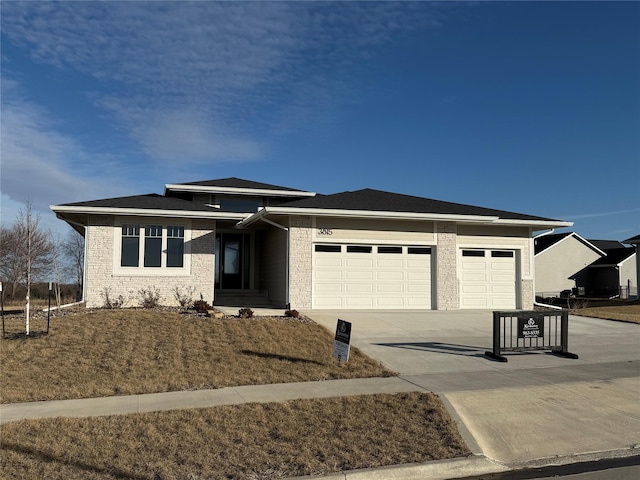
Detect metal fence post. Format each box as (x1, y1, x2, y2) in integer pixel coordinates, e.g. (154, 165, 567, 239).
(485, 311, 508, 362)
(552, 310, 579, 359)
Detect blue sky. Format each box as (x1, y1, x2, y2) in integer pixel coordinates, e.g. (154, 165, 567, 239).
(1, 1, 639, 242)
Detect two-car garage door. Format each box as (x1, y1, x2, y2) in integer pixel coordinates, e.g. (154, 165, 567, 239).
(313, 244, 432, 309)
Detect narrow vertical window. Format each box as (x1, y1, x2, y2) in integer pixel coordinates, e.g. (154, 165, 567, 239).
(144, 225, 163, 267)
(121, 225, 140, 267)
(167, 226, 185, 268)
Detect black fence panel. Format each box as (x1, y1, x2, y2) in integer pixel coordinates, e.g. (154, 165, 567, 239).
(485, 310, 579, 362)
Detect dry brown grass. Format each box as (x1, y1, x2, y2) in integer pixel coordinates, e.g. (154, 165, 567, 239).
(1, 309, 393, 404)
(0, 392, 470, 480)
(571, 301, 640, 324)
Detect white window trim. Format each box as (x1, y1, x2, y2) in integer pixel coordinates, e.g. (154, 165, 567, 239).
(113, 217, 192, 276)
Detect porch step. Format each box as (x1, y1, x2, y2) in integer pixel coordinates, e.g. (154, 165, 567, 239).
(213, 290, 276, 308)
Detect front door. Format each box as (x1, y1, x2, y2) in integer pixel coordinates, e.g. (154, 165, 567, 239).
(216, 233, 250, 290)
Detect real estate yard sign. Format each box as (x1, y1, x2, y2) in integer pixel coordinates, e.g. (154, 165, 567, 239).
(333, 319, 352, 362)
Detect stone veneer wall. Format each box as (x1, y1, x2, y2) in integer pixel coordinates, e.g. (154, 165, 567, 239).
(521, 278, 534, 310)
(435, 221, 459, 310)
(288, 215, 313, 309)
(84, 215, 215, 308)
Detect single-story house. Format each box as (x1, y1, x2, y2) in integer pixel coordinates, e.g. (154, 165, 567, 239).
(51, 178, 571, 310)
(533, 232, 605, 297)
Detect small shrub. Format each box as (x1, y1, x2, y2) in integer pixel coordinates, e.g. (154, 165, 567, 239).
(173, 286, 196, 308)
(238, 307, 254, 318)
(192, 300, 213, 314)
(285, 309, 299, 318)
(101, 287, 124, 309)
(138, 287, 160, 309)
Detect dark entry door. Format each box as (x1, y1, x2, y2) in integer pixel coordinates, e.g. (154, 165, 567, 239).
(220, 234, 243, 289)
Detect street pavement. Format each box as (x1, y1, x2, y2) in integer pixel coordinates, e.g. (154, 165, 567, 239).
(1, 308, 638, 479)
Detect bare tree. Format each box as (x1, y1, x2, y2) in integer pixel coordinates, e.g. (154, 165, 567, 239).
(0, 225, 22, 299)
(9, 202, 54, 333)
(62, 229, 85, 300)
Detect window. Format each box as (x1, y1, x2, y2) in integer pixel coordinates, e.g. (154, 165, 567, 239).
(144, 226, 163, 267)
(121, 225, 140, 267)
(118, 221, 188, 273)
(492, 251, 514, 258)
(219, 198, 260, 213)
(378, 246, 402, 254)
(347, 245, 372, 253)
(167, 226, 185, 267)
(315, 244, 341, 253)
(408, 247, 431, 255)
(462, 250, 485, 257)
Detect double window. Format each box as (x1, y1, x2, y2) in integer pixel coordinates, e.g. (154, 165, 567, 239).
(120, 224, 185, 269)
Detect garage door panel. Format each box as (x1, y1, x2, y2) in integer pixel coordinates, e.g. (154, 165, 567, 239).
(376, 297, 405, 308)
(315, 256, 343, 268)
(377, 271, 403, 281)
(406, 283, 430, 293)
(345, 283, 374, 293)
(377, 283, 404, 293)
(345, 271, 374, 281)
(345, 297, 375, 308)
(407, 271, 430, 281)
(314, 283, 343, 293)
(461, 261, 486, 270)
(377, 258, 404, 268)
(345, 258, 375, 268)
(407, 259, 430, 269)
(461, 272, 488, 282)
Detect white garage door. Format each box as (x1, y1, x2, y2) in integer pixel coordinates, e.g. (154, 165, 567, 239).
(313, 244, 432, 309)
(459, 249, 516, 309)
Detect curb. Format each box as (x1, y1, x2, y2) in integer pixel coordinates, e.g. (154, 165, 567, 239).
(284, 455, 509, 480)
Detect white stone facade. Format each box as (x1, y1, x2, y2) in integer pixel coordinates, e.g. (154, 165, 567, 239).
(84, 215, 215, 308)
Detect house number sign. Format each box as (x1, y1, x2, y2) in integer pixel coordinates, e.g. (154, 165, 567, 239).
(318, 228, 333, 235)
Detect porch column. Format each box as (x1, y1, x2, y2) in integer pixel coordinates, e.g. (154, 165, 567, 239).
(288, 216, 313, 309)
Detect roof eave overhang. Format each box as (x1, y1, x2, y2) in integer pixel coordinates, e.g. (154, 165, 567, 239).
(237, 207, 573, 229)
(164, 184, 316, 198)
(50, 205, 249, 221)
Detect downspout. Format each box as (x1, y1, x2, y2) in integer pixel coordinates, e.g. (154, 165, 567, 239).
(258, 217, 290, 309)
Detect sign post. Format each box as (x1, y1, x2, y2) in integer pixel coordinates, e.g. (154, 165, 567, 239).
(333, 319, 352, 363)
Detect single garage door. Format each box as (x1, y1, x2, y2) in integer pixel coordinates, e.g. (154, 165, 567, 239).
(459, 249, 516, 309)
(313, 244, 432, 309)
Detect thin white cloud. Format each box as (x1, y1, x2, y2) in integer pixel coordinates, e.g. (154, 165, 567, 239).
(562, 209, 640, 220)
(1, 1, 452, 165)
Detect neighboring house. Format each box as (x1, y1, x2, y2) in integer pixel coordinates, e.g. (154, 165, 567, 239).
(623, 234, 640, 299)
(534, 232, 605, 297)
(586, 247, 637, 298)
(51, 177, 571, 311)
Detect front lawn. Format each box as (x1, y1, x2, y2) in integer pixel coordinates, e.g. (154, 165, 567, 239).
(1, 309, 394, 403)
(571, 301, 640, 324)
(0, 392, 470, 480)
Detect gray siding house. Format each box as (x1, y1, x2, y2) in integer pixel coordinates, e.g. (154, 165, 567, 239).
(51, 178, 570, 310)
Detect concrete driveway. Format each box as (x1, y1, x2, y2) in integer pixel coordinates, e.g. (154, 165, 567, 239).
(304, 309, 640, 465)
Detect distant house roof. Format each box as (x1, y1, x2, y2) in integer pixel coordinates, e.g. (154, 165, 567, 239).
(589, 247, 636, 267)
(623, 234, 640, 244)
(533, 232, 605, 256)
(588, 239, 625, 250)
(279, 189, 561, 222)
(169, 177, 305, 192)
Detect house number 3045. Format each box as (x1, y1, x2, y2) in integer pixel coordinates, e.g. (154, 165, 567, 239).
(318, 228, 333, 235)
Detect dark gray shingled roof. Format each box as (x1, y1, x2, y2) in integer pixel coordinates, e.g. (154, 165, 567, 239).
(534, 232, 573, 254)
(590, 247, 636, 267)
(280, 189, 560, 222)
(171, 177, 308, 192)
(623, 234, 640, 244)
(58, 194, 220, 212)
(588, 239, 625, 250)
